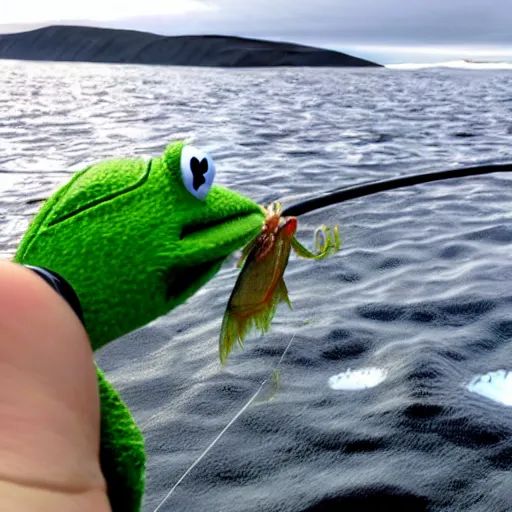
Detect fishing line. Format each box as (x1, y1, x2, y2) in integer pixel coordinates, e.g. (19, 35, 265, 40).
(282, 162, 512, 217)
(152, 333, 297, 512)
(276, 331, 297, 366)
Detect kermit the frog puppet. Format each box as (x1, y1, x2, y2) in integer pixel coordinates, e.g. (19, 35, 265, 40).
(13, 140, 266, 511)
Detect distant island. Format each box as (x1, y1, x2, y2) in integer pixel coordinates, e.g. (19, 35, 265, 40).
(0, 25, 381, 68)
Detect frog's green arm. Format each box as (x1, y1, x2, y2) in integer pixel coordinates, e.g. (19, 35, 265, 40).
(97, 367, 145, 512)
(14, 141, 265, 512)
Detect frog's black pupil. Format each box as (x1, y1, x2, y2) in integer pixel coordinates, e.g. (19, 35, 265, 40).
(190, 156, 208, 191)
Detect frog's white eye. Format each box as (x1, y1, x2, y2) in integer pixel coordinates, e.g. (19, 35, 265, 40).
(180, 145, 216, 200)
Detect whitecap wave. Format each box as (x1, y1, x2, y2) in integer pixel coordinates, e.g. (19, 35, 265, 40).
(386, 60, 512, 70)
(467, 370, 512, 406)
(328, 367, 388, 390)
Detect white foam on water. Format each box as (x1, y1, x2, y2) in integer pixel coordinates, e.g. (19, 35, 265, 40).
(0, 174, 22, 194)
(386, 60, 512, 70)
(328, 367, 388, 391)
(467, 370, 512, 406)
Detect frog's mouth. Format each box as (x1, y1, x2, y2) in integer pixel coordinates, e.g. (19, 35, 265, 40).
(165, 258, 224, 301)
(180, 213, 252, 239)
(179, 211, 264, 244)
(166, 210, 264, 301)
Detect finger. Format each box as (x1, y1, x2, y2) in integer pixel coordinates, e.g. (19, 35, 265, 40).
(0, 261, 110, 511)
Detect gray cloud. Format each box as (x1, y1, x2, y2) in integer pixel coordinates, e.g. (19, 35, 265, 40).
(106, 0, 511, 46)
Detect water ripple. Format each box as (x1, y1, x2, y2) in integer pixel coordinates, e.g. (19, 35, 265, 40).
(1, 62, 512, 511)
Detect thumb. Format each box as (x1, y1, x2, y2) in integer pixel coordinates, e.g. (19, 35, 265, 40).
(0, 262, 111, 511)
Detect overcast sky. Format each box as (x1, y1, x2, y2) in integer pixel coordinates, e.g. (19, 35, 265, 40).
(1, 0, 511, 64)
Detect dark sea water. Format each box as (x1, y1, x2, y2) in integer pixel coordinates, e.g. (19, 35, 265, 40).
(1, 61, 512, 511)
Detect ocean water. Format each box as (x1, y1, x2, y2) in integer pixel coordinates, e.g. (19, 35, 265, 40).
(1, 60, 512, 511)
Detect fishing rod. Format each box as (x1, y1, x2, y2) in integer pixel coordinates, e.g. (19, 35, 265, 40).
(281, 162, 512, 217)
(17, 162, 512, 209)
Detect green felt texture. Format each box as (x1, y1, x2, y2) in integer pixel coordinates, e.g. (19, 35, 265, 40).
(97, 365, 145, 512)
(13, 140, 265, 511)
